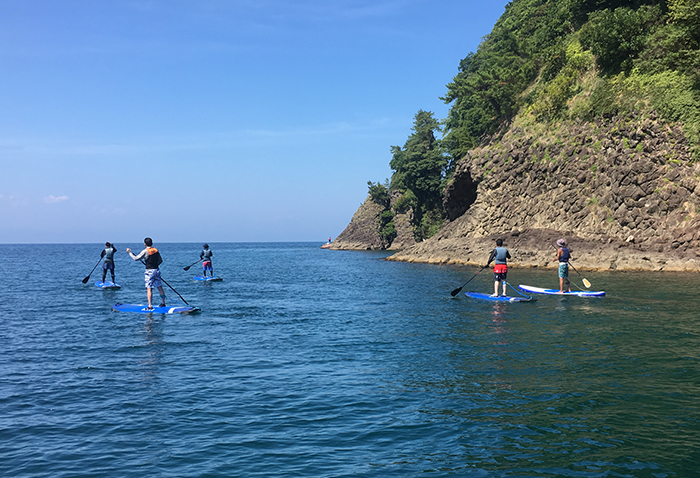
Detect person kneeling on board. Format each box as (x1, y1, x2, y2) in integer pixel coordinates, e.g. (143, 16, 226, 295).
(126, 237, 166, 310)
(486, 238, 511, 297)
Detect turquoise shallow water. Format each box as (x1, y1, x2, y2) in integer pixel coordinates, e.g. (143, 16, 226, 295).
(1, 242, 699, 477)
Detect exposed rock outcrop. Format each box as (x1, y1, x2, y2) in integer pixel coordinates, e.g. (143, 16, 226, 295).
(331, 198, 386, 250)
(332, 191, 417, 251)
(339, 114, 700, 271)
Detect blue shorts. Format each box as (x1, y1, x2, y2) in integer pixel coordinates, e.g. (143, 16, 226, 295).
(203, 261, 213, 271)
(558, 262, 569, 279)
(145, 268, 162, 289)
(103, 261, 114, 270)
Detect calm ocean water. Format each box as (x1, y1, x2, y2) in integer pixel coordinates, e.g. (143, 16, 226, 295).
(1, 242, 699, 477)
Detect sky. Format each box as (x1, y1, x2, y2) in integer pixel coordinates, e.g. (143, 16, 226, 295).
(0, 0, 510, 244)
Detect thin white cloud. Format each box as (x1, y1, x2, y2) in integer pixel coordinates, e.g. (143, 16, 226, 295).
(44, 195, 69, 204)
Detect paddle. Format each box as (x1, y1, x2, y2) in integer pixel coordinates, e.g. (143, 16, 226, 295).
(134, 258, 191, 305)
(183, 259, 201, 271)
(450, 265, 488, 297)
(551, 243, 591, 288)
(82, 257, 103, 284)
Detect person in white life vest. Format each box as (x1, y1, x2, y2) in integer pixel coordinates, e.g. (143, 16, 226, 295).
(200, 244, 214, 278)
(100, 242, 117, 284)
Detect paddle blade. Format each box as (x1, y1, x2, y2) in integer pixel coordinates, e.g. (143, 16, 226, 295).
(450, 287, 462, 297)
(82, 276, 90, 284)
(183, 266, 191, 271)
(583, 278, 592, 288)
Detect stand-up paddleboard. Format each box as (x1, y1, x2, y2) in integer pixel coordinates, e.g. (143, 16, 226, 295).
(95, 281, 121, 289)
(518, 285, 605, 297)
(193, 276, 223, 282)
(112, 303, 201, 314)
(464, 292, 536, 302)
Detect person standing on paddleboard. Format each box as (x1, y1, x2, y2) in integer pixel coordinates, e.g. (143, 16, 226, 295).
(100, 242, 117, 284)
(126, 237, 166, 310)
(553, 238, 572, 293)
(486, 238, 511, 297)
(200, 244, 214, 278)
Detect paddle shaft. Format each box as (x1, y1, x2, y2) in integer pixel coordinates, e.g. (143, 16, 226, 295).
(82, 257, 103, 283)
(183, 259, 202, 271)
(450, 265, 488, 297)
(139, 259, 190, 305)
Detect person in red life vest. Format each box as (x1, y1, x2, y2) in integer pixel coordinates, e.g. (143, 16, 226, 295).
(553, 238, 572, 293)
(126, 237, 166, 310)
(486, 238, 511, 297)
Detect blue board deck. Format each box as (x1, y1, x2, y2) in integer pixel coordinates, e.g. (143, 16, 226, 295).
(464, 291, 536, 302)
(95, 281, 121, 289)
(518, 285, 605, 297)
(193, 276, 223, 282)
(112, 303, 201, 314)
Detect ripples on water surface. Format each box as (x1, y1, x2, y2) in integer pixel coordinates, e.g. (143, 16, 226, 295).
(1, 242, 699, 477)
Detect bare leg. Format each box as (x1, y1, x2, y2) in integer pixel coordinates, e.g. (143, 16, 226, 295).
(147, 288, 153, 307)
(158, 286, 166, 306)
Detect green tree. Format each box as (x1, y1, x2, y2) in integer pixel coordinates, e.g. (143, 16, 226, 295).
(389, 110, 448, 240)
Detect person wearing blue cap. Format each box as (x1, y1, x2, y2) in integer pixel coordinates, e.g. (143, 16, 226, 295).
(200, 244, 214, 278)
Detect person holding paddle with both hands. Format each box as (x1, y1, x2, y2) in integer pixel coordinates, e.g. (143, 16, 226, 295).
(487, 238, 511, 297)
(553, 238, 572, 293)
(126, 237, 166, 310)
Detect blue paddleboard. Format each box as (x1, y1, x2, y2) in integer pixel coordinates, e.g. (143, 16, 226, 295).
(464, 291, 535, 302)
(193, 276, 223, 282)
(95, 281, 121, 289)
(111, 303, 201, 314)
(518, 285, 605, 297)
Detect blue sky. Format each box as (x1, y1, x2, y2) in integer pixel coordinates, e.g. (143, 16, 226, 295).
(0, 0, 509, 243)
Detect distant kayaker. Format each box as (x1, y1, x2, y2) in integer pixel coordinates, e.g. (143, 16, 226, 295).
(553, 238, 572, 293)
(486, 238, 511, 297)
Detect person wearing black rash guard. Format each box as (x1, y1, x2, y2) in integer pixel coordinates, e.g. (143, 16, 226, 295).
(126, 237, 166, 310)
(486, 238, 511, 297)
(100, 242, 117, 284)
(553, 238, 572, 293)
(200, 244, 214, 278)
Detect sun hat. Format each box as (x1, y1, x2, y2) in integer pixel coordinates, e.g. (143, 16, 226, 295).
(556, 239, 566, 247)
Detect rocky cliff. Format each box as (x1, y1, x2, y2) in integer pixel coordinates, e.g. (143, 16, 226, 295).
(338, 113, 700, 271)
(332, 191, 416, 251)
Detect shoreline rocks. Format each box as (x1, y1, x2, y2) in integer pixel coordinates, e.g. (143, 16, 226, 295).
(333, 114, 700, 272)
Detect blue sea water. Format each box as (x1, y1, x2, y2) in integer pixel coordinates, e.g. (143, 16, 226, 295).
(1, 242, 699, 477)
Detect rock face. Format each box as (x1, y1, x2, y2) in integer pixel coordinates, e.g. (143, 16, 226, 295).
(331, 198, 386, 250)
(332, 191, 417, 251)
(343, 114, 700, 271)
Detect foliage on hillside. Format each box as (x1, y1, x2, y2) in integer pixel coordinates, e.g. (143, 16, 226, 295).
(368, 0, 700, 247)
(443, 0, 700, 162)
